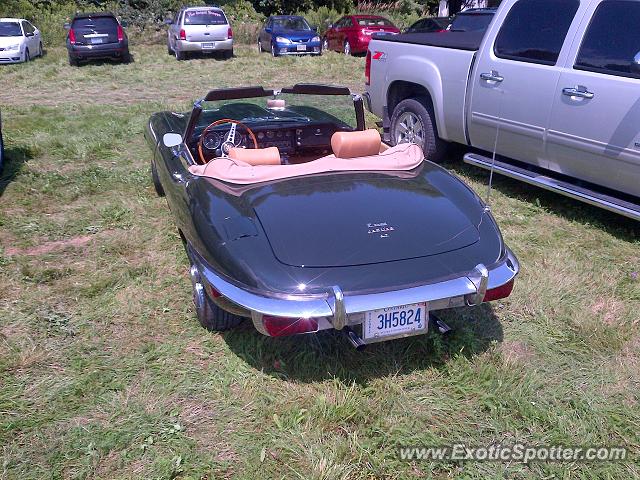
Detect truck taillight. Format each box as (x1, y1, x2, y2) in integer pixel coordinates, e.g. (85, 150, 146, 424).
(69, 28, 76, 44)
(228, 27, 233, 39)
(483, 279, 515, 302)
(365, 50, 372, 85)
(179, 29, 186, 40)
(262, 316, 319, 337)
(117, 24, 124, 42)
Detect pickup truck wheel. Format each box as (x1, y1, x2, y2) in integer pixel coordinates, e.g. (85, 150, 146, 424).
(190, 264, 243, 331)
(391, 98, 445, 163)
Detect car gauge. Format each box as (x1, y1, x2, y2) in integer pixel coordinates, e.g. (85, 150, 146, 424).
(202, 132, 222, 150)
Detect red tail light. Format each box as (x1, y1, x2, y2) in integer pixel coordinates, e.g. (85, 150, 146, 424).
(179, 29, 186, 40)
(263, 316, 319, 337)
(117, 24, 124, 42)
(227, 27, 233, 39)
(365, 50, 372, 85)
(483, 279, 515, 302)
(69, 28, 76, 44)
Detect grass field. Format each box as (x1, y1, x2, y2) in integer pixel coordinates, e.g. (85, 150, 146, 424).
(1, 44, 639, 479)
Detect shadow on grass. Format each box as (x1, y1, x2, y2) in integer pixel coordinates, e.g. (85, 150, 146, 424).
(222, 303, 503, 384)
(443, 147, 640, 242)
(0, 145, 33, 197)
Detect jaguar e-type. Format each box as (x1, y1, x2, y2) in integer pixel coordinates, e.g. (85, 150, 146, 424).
(144, 84, 519, 347)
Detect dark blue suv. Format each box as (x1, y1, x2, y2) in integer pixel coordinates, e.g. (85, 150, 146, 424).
(258, 15, 321, 57)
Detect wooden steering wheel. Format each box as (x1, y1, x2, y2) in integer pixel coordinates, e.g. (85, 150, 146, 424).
(197, 118, 259, 165)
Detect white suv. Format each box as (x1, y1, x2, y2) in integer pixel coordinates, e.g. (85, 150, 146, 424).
(167, 6, 233, 60)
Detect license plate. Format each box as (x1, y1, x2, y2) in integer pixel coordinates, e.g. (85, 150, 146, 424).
(90, 37, 103, 44)
(296, 44, 306, 51)
(202, 42, 215, 49)
(362, 302, 427, 341)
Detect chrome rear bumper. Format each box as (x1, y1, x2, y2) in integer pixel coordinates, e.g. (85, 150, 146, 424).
(189, 246, 519, 337)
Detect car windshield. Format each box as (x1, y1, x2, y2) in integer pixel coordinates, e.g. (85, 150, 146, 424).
(184, 9, 227, 26)
(0, 22, 22, 37)
(198, 92, 357, 130)
(272, 17, 311, 31)
(450, 13, 494, 32)
(357, 17, 394, 27)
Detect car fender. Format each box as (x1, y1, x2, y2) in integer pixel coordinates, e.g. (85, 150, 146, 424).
(385, 54, 447, 141)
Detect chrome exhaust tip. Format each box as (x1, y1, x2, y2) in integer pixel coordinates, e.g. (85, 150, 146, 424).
(430, 313, 452, 336)
(343, 326, 367, 351)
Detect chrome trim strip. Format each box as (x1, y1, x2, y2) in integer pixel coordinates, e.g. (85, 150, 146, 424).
(189, 245, 519, 336)
(464, 153, 640, 221)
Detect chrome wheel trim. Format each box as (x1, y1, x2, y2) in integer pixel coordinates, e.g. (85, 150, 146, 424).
(322, 38, 329, 51)
(257, 40, 262, 52)
(344, 41, 350, 55)
(395, 111, 424, 145)
(271, 43, 276, 56)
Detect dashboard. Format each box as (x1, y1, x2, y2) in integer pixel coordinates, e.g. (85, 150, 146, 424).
(194, 122, 349, 162)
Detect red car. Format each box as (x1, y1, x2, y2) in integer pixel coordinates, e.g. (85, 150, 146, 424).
(323, 15, 400, 55)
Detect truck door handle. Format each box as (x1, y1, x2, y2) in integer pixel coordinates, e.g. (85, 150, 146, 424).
(480, 71, 504, 82)
(562, 86, 594, 99)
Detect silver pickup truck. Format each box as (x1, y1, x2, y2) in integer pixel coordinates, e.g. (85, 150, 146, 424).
(365, 0, 640, 221)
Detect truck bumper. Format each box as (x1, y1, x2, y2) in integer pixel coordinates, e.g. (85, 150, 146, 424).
(176, 38, 233, 52)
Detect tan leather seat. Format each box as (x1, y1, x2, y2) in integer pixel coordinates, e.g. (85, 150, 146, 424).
(331, 129, 382, 159)
(267, 99, 286, 109)
(228, 147, 281, 166)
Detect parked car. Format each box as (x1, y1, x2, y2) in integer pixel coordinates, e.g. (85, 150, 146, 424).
(258, 15, 321, 57)
(144, 83, 519, 346)
(365, 0, 640, 221)
(166, 6, 233, 60)
(0, 18, 43, 64)
(447, 7, 497, 32)
(323, 15, 400, 55)
(65, 12, 130, 66)
(405, 16, 451, 34)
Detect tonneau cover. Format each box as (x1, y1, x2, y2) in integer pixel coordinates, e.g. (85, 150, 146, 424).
(373, 31, 485, 51)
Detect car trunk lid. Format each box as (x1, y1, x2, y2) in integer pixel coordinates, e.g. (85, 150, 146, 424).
(251, 174, 480, 268)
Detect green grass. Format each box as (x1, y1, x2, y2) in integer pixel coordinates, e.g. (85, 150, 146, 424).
(1, 45, 639, 479)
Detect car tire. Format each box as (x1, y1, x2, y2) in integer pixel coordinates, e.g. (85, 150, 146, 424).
(24, 48, 30, 62)
(122, 50, 132, 63)
(343, 40, 351, 56)
(271, 43, 278, 57)
(390, 98, 446, 163)
(0, 116, 4, 176)
(175, 46, 185, 61)
(189, 263, 243, 332)
(68, 55, 78, 67)
(223, 49, 233, 60)
(151, 160, 164, 197)
(38, 42, 43, 57)
(322, 37, 329, 52)
(167, 43, 173, 55)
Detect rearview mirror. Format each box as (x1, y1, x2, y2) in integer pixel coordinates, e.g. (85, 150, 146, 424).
(25, 32, 34, 37)
(632, 51, 640, 74)
(63, 22, 70, 30)
(265, 27, 272, 33)
(164, 18, 173, 25)
(163, 133, 183, 148)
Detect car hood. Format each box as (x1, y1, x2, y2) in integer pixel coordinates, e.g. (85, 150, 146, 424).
(250, 172, 481, 268)
(0, 36, 24, 48)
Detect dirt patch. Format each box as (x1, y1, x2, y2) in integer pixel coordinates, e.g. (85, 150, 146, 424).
(591, 297, 625, 326)
(499, 340, 536, 365)
(4, 235, 94, 256)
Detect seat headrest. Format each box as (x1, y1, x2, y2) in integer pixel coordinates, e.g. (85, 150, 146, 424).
(331, 129, 381, 159)
(267, 99, 286, 109)
(228, 147, 281, 166)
